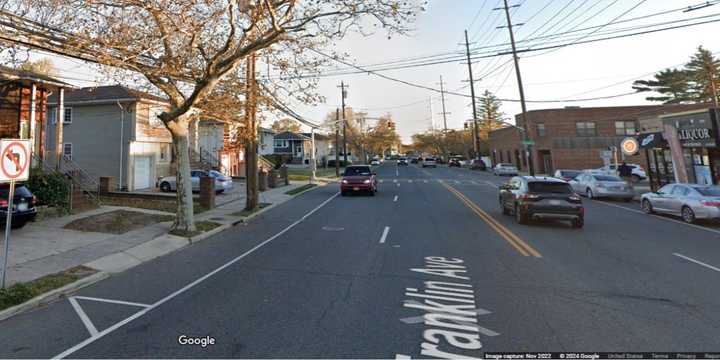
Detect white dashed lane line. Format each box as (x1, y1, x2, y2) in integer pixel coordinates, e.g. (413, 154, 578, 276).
(379, 226, 390, 244)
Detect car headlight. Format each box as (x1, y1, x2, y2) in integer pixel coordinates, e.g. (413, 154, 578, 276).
(342, 179, 348, 184)
(363, 179, 371, 184)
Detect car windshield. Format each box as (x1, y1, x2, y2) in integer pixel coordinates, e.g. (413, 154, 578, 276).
(694, 186, 720, 196)
(344, 167, 371, 176)
(528, 182, 573, 194)
(208, 170, 223, 177)
(0, 185, 32, 198)
(593, 175, 622, 181)
(425, 158, 435, 161)
(560, 171, 581, 177)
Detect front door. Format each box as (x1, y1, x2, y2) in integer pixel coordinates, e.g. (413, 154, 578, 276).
(133, 156, 151, 190)
(541, 151, 553, 175)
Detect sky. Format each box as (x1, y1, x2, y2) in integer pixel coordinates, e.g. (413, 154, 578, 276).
(28, 0, 720, 143)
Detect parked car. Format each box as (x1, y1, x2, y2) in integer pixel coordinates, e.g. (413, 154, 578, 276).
(493, 163, 519, 176)
(0, 184, 37, 229)
(553, 169, 583, 182)
(158, 169, 233, 193)
(640, 184, 720, 223)
(470, 159, 487, 171)
(410, 157, 419, 164)
(499, 176, 584, 228)
(448, 158, 462, 167)
(398, 157, 409, 166)
(596, 163, 647, 182)
(422, 157, 437, 168)
(569, 172, 634, 201)
(340, 165, 377, 196)
(370, 159, 381, 166)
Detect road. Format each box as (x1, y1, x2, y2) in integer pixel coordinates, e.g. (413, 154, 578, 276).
(2, 162, 720, 358)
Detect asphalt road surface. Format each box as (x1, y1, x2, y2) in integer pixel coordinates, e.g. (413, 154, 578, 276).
(2, 162, 720, 359)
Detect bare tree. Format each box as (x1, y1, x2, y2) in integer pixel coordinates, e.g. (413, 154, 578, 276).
(4, 0, 423, 233)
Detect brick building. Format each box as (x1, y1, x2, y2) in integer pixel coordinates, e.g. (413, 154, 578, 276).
(488, 104, 709, 175)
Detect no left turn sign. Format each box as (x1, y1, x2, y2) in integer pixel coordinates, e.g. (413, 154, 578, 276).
(0, 139, 31, 182)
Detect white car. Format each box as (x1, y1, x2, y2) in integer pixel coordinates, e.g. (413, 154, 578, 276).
(370, 160, 380, 166)
(158, 169, 233, 193)
(493, 163, 519, 176)
(422, 157, 437, 168)
(596, 163, 647, 182)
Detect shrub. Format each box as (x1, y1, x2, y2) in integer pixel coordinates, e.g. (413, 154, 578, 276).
(0, 283, 33, 309)
(26, 167, 70, 210)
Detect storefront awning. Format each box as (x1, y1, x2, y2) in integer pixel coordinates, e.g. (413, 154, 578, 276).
(637, 132, 665, 149)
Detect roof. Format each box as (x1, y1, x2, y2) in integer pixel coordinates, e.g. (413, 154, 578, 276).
(259, 127, 276, 134)
(0, 65, 73, 89)
(300, 132, 331, 141)
(47, 85, 168, 105)
(274, 131, 310, 141)
(520, 103, 712, 120)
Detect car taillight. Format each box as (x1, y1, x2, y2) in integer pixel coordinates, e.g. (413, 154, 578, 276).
(0, 199, 7, 207)
(519, 194, 541, 202)
(31, 195, 38, 206)
(702, 201, 720, 207)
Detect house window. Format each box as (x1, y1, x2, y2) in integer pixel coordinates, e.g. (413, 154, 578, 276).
(615, 121, 636, 136)
(537, 123, 546, 137)
(63, 143, 72, 160)
(49, 107, 72, 124)
(274, 140, 288, 148)
(159, 143, 170, 162)
(576, 121, 596, 136)
(149, 107, 164, 127)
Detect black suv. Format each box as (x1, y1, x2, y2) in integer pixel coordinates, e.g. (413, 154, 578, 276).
(0, 184, 38, 229)
(499, 176, 584, 228)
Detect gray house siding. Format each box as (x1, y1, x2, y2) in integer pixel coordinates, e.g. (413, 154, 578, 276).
(46, 103, 133, 190)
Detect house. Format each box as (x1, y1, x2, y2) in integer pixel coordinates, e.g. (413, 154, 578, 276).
(259, 127, 276, 156)
(47, 85, 174, 191)
(0, 66, 72, 164)
(273, 131, 311, 164)
(301, 132, 332, 166)
(488, 104, 710, 175)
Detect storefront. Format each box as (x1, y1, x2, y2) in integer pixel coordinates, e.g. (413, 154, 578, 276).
(637, 132, 674, 191)
(662, 108, 720, 186)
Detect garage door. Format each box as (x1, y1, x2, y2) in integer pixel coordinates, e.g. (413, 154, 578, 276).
(133, 156, 151, 190)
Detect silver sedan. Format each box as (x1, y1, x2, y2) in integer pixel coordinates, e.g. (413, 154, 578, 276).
(569, 172, 634, 201)
(158, 169, 233, 193)
(640, 183, 720, 223)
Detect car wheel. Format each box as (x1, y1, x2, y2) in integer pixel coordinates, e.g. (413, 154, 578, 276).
(369, 190, 375, 196)
(160, 182, 172, 192)
(681, 206, 696, 224)
(631, 175, 641, 183)
(641, 199, 654, 214)
(571, 216, 584, 229)
(515, 204, 528, 224)
(586, 188, 594, 199)
(500, 199, 510, 215)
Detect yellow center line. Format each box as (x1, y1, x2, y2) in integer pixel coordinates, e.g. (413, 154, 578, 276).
(442, 182, 542, 258)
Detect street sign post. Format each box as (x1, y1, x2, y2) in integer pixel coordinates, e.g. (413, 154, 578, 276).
(0, 139, 31, 288)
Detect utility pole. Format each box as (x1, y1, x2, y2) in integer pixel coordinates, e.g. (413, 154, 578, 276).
(338, 81, 349, 164)
(437, 75, 450, 131)
(335, 108, 340, 176)
(463, 30, 480, 159)
(496, 0, 534, 176)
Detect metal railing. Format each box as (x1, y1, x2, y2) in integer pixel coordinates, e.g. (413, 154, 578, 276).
(31, 153, 101, 205)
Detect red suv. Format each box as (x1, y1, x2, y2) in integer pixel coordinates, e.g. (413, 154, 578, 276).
(340, 165, 377, 196)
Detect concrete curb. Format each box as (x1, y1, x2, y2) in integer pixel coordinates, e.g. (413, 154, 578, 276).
(0, 271, 109, 322)
(189, 223, 232, 243)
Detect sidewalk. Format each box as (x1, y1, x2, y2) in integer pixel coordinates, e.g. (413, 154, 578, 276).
(1, 180, 316, 287)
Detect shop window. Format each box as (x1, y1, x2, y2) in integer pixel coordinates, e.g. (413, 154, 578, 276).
(576, 122, 596, 136)
(615, 121, 636, 136)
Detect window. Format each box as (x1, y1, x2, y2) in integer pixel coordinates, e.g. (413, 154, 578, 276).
(615, 121, 636, 136)
(63, 143, 72, 160)
(274, 140, 289, 148)
(49, 107, 72, 124)
(159, 143, 170, 162)
(672, 186, 689, 196)
(149, 107, 164, 127)
(537, 123, 546, 137)
(576, 122, 596, 136)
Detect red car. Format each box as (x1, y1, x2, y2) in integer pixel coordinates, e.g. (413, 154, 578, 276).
(340, 165, 377, 196)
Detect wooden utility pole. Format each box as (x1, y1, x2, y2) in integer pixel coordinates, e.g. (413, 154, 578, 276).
(338, 82, 348, 164)
(438, 76, 450, 131)
(463, 30, 480, 159)
(497, 0, 535, 176)
(244, 52, 259, 211)
(335, 108, 340, 177)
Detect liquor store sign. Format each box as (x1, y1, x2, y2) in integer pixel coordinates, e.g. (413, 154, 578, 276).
(665, 109, 719, 148)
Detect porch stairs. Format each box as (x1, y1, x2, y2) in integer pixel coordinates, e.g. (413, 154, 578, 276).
(32, 154, 100, 213)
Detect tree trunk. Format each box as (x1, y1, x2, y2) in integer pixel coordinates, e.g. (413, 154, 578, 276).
(171, 129, 196, 232)
(245, 139, 259, 211)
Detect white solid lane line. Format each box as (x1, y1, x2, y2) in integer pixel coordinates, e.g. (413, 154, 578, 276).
(673, 253, 720, 273)
(72, 296, 151, 308)
(592, 200, 720, 235)
(379, 226, 390, 244)
(68, 297, 99, 337)
(393, 195, 398, 202)
(55, 192, 341, 359)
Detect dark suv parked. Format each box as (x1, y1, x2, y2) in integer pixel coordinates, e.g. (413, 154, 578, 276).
(499, 176, 584, 228)
(0, 184, 38, 229)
